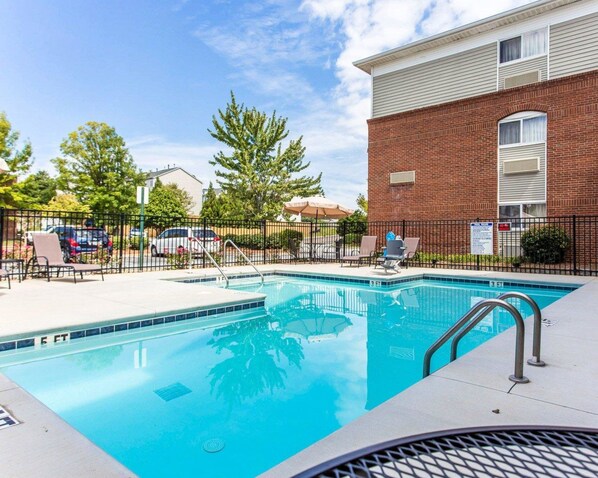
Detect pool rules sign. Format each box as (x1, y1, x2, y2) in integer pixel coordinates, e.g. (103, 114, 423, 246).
(470, 222, 493, 255)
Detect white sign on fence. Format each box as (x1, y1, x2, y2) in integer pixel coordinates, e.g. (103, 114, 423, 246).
(470, 222, 493, 255)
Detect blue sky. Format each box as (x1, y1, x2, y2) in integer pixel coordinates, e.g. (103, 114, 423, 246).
(0, 0, 533, 209)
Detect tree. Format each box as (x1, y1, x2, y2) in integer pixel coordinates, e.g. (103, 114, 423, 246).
(43, 194, 91, 213)
(52, 122, 145, 214)
(356, 193, 368, 215)
(200, 182, 222, 219)
(20, 170, 57, 207)
(0, 112, 34, 208)
(200, 181, 243, 220)
(209, 92, 322, 221)
(144, 179, 192, 230)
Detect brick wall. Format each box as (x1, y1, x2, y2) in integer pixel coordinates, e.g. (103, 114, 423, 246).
(368, 71, 598, 222)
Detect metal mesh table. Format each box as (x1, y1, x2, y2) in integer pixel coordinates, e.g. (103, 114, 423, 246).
(294, 426, 598, 478)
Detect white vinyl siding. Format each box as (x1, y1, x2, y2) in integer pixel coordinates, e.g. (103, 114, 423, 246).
(498, 55, 547, 89)
(372, 43, 496, 117)
(499, 143, 546, 203)
(550, 12, 598, 79)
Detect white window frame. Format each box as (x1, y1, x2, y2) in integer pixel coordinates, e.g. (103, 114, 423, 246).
(498, 28, 548, 65)
(498, 111, 547, 148)
(498, 202, 547, 230)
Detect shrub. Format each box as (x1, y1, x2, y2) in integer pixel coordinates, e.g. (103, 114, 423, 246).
(336, 211, 367, 237)
(266, 232, 283, 249)
(129, 237, 148, 250)
(221, 233, 263, 249)
(279, 229, 303, 249)
(165, 248, 191, 269)
(418, 252, 444, 263)
(344, 233, 361, 245)
(521, 226, 570, 264)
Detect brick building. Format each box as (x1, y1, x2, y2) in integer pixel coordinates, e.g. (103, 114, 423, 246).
(355, 0, 598, 223)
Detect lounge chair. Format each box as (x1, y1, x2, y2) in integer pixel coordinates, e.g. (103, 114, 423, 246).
(380, 239, 406, 273)
(341, 236, 377, 267)
(402, 237, 420, 268)
(27, 233, 104, 283)
(0, 267, 10, 289)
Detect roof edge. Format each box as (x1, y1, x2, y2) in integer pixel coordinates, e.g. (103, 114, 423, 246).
(353, 0, 579, 74)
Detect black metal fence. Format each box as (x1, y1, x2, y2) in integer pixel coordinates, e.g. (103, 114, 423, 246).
(1, 208, 597, 277)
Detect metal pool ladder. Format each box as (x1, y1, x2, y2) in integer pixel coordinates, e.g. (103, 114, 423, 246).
(223, 239, 264, 284)
(423, 292, 545, 384)
(189, 239, 230, 287)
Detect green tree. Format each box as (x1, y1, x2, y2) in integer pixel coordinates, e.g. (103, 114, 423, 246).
(200, 182, 222, 219)
(52, 122, 145, 214)
(43, 194, 91, 213)
(144, 179, 192, 230)
(356, 193, 368, 215)
(0, 112, 34, 208)
(20, 170, 57, 207)
(337, 209, 367, 237)
(200, 181, 243, 220)
(209, 92, 322, 221)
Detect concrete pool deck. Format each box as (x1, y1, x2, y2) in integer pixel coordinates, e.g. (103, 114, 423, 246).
(0, 265, 596, 477)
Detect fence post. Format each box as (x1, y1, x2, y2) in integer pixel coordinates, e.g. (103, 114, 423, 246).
(401, 219, 406, 239)
(202, 216, 207, 269)
(309, 221, 314, 262)
(118, 213, 125, 274)
(262, 220, 267, 265)
(572, 215, 577, 275)
(0, 208, 4, 260)
(342, 221, 346, 260)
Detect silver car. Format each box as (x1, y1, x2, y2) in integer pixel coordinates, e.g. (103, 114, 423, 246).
(150, 227, 221, 257)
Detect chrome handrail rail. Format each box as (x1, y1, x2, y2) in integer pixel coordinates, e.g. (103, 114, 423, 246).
(189, 238, 229, 287)
(423, 298, 529, 383)
(223, 239, 264, 283)
(451, 292, 545, 367)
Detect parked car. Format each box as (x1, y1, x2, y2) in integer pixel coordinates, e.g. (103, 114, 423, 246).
(150, 227, 221, 257)
(129, 227, 148, 239)
(46, 226, 113, 263)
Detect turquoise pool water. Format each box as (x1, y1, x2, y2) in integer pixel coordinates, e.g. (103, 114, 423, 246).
(0, 276, 571, 477)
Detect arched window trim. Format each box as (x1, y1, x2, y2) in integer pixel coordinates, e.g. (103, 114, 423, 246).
(499, 111, 546, 147)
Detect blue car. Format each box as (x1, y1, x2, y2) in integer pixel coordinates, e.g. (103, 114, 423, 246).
(46, 226, 113, 263)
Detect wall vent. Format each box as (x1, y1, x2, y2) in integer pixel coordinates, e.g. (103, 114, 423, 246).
(504, 70, 540, 89)
(503, 157, 540, 175)
(390, 171, 415, 185)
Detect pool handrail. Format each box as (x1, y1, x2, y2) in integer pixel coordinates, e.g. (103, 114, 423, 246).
(223, 239, 264, 284)
(189, 237, 229, 287)
(450, 292, 545, 367)
(423, 298, 529, 383)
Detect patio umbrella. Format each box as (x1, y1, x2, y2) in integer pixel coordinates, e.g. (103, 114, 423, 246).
(283, 196, 354, 220)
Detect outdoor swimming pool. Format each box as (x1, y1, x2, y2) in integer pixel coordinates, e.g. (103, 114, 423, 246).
(0, 275, 574, 477)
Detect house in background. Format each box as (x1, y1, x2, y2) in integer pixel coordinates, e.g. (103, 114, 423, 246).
(146, 166, 203, 216)
(355, 0, 598, 224)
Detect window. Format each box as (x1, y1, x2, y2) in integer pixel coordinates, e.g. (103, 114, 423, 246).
(499, 113, 546, 146)
(499, 28, 547, 63)
(499, 203, 546, 229)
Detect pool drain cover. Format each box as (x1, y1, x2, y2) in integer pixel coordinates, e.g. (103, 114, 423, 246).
(203, 438, 225, 453)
